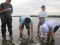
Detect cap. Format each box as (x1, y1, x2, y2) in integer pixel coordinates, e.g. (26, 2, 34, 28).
(41, 5, 45, 8)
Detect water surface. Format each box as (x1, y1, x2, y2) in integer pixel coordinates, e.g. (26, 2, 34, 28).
(0, 17, 60, 45)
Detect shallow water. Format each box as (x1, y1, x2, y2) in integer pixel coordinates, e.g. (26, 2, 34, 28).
(0, 17, 60, 45)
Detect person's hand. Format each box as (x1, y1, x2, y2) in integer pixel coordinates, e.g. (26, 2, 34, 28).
(39, 21, 42, 23)
(8, 9, 12, 12)
(4, 9, 12, 12)
(4, 9, 9, 12)
(23, 34, 27, 37)
(30, 36, 33, 39)
(40, 37, 43, 42)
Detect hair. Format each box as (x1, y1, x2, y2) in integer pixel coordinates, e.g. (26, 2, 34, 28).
(6, 0, 11, 1)
(25, 18, 31, 23)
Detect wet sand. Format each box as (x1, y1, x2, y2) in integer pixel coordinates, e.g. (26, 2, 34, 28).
(0, 17, 60, 45)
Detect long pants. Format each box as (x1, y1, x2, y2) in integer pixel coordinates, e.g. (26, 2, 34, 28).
(1, 14, 12, 37)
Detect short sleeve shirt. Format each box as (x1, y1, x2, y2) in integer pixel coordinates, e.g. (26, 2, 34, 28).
(39, 11, 47, 17)
(20, 15, 33, 26)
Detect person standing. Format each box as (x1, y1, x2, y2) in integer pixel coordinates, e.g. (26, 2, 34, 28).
(0, 0, 13, 38)
(37, 5, 47, 35)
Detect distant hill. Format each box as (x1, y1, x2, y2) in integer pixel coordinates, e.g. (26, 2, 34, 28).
(12, 15, 60, 18)
(48, 15, 60, 18)
(30, 15, 60, 18)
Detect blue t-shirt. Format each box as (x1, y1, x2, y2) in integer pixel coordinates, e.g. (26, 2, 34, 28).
(20, 15, 33, 26)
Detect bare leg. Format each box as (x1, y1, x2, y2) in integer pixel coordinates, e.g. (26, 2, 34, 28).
(50, 32, 55, 40)
(37, 25, 40, 34)
(50, 32, 55, 45)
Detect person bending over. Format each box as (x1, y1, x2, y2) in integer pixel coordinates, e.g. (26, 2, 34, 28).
(40, 20, 60, 45)
(19, 15, 33, 39)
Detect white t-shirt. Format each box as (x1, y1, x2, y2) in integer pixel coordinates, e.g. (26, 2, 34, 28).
(45, 20, 60, 31)
(40, 20, 60, 38)
(39, 11, 47, 17)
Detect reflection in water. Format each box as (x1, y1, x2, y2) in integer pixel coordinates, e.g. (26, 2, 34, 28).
(20, 38, 35, 45)
(20, 41, 28, 45)
(1, 37, 15, 45)
(0, 18, 59, 45)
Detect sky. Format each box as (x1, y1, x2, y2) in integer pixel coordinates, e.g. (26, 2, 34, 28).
(0, 0, 60, 16)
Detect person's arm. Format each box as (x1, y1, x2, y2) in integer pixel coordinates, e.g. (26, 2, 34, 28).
(41, 17, 46, 22)
(0, 4, 3, 13)
(30, 20, 33, 39)
(0, 8, 11, 13)
(19, 25, 26, 37)
(19, 26, 24, 35)
(8, 9, 12, 13)
(0, 10, 4, 13)
(31, 25, 33, 39)
(0, 4, 4, 13)
(0, 3, 8, 13)
(38, 16, 41, 22)
(40, 29, 44, 42)
(0, 5, 13, 13)
(19, 18, 26, 37)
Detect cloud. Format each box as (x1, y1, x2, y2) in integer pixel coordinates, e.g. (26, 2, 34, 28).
(0, 0, 60, 15)
(0, 0, 5, 4)
(46, 6, 60, 15)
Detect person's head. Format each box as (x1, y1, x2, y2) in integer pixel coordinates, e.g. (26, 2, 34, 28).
(6, 0, 11, 4)
(41, 5, 45, 11)
(25, 18, 31, 25)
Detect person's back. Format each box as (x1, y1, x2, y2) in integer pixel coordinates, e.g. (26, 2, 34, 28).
(45, 20, 60, 30)
(20, 15, 33, 26)
(20, 15, 30, 22)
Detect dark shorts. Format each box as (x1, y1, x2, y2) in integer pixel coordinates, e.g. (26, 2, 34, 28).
(20, 18, 30, 29)
(54, 26, 59, 33)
